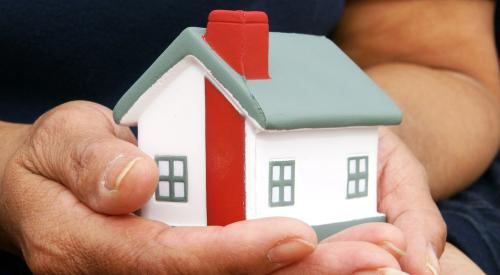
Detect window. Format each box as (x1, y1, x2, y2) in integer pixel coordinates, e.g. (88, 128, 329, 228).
(346, 156, 368, 198)
(269, 160, 295, 207)
(155, 156, 188, 202)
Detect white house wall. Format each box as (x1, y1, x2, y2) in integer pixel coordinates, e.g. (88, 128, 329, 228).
(138, 57, 207, 226)
(245, 124, 381, 226)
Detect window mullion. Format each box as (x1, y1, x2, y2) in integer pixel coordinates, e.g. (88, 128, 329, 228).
(279, 165, 285, 202)
(169, 160, 175, 199)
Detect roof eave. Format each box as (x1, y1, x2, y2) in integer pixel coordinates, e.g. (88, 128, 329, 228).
(113, 27, 268, 127)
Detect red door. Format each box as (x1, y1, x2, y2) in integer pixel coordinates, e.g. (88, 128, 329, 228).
(205, 79, 246, 225)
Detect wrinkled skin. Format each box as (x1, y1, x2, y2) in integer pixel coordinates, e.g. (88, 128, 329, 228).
(0, 101, 444, 274)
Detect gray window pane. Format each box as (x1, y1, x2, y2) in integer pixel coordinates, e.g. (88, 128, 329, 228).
(174, 182, 185, 198)
(348, 180, 356, 194)
(283, 166, 292, 180)
(272, 166, 280, 181)
(173, 160, 184, 177)
(284, 186, 292, 202)
(271, 187, 280, 203)
(349, 159, 357, 174)
(359, 158, 366, 173)
(158, 181, 170, 197)
(359, 179, 367, 193)
(159, 161, 170, 176)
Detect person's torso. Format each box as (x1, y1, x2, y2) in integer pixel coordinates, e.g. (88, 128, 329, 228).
(0, 0, 345, 122)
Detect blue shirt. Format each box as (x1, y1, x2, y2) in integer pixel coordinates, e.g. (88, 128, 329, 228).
(0, 0, 344, 123)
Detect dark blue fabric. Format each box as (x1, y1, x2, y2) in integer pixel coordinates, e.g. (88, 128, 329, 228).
(438, 153, 500, 275)
(0, 0, 344, 123)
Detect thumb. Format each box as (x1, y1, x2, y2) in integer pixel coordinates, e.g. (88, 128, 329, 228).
(22, 101, 158, 214)
(393, 210, 445, 275)
(101, 217, 318, 274)
(169, 219, 317, 274)
(377, 127, 446, 275)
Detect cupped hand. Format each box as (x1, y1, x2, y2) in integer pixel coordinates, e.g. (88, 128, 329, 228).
(0, 101, 404, 274)
(277, 222, 409, 274)
(375, 127, 447, 275)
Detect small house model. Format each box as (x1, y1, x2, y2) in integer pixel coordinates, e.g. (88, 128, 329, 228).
(113, 10, 401, 239)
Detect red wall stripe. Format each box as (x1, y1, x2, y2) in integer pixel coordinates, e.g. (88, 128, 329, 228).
(205, 78, 246, 225)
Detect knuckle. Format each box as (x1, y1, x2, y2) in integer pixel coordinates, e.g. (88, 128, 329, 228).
(24, 107, 75, 174)
(436, 217, 447, 243)
(427, 211, 447, 254)
(59, 100, 115, 130)
(68, 137, 103, 191)
(415, 162, 428, 181)
(34, 104, 74, 133)
(31, 100, 107, 141)
(20, 101, 112, 180)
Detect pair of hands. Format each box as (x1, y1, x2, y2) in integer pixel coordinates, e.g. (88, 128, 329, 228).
(0, 101, 446, 274)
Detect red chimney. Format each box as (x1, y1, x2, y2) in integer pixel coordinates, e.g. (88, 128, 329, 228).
(204, 10, 270, 79)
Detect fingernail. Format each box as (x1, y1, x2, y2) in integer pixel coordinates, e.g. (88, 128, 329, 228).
(380, 241, 406, 257)
(354, 267, 409, 275)
(105, 157, 142, 190)
(426, 243, 440, 275)
(267, 238, 315, 264)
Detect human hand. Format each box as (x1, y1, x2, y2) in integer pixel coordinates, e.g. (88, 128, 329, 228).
(0, 101, 321, 273)
(275, 222, 409, 274)
(0, 101, 407, 274)
(374, 127, 447, 275)
(302, 127, 445, 275)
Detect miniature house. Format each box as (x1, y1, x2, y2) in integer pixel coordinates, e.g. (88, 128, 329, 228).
(113, 10, 401, 239)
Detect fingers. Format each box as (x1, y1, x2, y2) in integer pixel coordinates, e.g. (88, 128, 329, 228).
(279, 223, 407, 275)
(75, 217, 317, 274)
(392, 211, 445, 275)
(265, 223, 410, 275)
(274, 241, 403, 275)
(146, 218, 317, 274)
(20, 101, 158, 214)
(377, 127, 447, 274)
(77, 217, 317, 274)
(323, 223, 407, 259)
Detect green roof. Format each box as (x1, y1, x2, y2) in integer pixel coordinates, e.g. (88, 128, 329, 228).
(113, 27, 401, 130)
